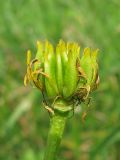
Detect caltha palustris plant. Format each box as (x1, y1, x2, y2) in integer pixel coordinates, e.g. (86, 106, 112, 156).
(24, 40, 99, 160)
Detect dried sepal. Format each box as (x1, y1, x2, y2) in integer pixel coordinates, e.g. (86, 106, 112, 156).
(24, 50, 48, 91)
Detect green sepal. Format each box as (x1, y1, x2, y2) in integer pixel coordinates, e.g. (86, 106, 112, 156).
(56, 44, 63, 94)
(90, 49, 99, 90)
(58, 40, 68, 72)
(80, 48, 93, 85)
(44, 41, 58, 98)
(63, 43, 80, 98)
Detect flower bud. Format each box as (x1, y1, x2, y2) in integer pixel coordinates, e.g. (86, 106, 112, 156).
(24, 40, 99, 105)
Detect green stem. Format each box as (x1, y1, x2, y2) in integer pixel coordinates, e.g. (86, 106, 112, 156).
(43, 100, 71, 160)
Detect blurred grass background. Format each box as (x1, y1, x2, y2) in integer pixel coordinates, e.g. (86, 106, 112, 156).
(0, 0, 120, 160)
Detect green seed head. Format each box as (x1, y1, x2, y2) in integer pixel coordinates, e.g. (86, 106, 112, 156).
(24, 40, 99, 104)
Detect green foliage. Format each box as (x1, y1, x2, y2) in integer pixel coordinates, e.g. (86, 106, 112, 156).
(0, 0, 120, 159)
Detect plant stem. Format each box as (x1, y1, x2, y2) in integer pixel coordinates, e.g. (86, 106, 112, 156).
(43, 100, 70, 160)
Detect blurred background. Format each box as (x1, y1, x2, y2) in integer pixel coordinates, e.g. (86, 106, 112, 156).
(0, 0, 120, 160)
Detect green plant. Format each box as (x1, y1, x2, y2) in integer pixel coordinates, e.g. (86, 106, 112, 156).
(24, 40, 99, 160)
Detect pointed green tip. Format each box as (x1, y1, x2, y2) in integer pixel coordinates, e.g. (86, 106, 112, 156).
(92, 49, 99, 59)
(37, 41, 43, 50)
(83, 47, 91, 57)
(46, 40, 54, 52)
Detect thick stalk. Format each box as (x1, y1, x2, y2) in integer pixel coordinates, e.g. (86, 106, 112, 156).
(43, 100, 71, 160)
